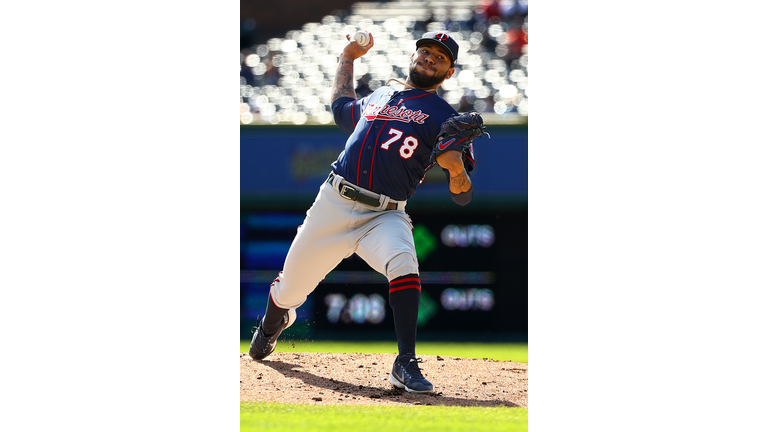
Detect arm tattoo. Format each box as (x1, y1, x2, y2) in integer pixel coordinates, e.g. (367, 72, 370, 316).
(450, 172, 471, 194)
(332, 59, 356, 102)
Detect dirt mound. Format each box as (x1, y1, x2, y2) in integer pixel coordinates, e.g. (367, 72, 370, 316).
(240, 352, 527, 407)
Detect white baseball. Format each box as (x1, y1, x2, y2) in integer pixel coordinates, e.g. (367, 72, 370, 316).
(353, 31, 370, 47)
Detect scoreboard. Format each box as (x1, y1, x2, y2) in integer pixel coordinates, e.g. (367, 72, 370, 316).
(240, 206, 527, 342)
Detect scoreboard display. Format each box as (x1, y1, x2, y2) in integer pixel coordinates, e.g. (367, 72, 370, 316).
(240, 207, 527, 341)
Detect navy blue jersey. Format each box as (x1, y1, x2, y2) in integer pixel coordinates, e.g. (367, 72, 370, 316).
(331, 86, 458, 201)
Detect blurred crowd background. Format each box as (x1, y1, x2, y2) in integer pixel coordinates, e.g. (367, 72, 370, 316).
(240, 0, 528, 125)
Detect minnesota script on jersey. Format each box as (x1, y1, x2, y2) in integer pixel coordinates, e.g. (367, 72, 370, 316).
(331, 86, 458, 202)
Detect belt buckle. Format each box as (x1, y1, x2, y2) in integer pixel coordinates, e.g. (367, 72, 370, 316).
(340, 185, 356, 200)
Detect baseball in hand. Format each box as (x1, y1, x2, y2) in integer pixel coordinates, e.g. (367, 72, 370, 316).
(353, 31, 370, 47)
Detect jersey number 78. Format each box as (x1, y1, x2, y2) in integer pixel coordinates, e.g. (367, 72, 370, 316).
(380, 127, 418, 159)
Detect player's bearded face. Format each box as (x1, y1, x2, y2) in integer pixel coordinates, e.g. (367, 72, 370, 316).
(408, 61, 449, 88)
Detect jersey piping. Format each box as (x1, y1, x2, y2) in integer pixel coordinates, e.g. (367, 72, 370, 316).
(365, 92, 432, 191)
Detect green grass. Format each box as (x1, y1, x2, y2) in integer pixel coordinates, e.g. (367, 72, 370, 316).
(239, 340, 528, 363)
(241, 402, 528, 432)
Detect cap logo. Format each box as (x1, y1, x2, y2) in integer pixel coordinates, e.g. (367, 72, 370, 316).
(434, 32, 449, 41)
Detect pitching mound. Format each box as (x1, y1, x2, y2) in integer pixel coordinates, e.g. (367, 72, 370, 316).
(240, 352, 527, 407)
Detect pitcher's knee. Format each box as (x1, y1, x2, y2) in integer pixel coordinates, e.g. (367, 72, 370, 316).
(385, 252, 419, 281)
(269, 277, 308, 310)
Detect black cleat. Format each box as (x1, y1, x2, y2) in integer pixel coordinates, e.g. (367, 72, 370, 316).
(248, 309, 296, 360)
(389, 356, 433, 393)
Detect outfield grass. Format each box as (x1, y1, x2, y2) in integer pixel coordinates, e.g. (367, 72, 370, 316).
(241, 402, 528, 432)
(239, 340, 528, 363)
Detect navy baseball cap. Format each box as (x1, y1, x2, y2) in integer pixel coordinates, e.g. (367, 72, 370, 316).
(416, 32, 459, 64)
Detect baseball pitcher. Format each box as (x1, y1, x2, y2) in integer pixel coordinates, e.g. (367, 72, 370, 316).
(249, 31, 488, 394)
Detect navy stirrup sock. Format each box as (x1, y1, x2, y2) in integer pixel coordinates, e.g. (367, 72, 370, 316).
(388, 274, 421, 361)
(262, 294, 288, 335)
